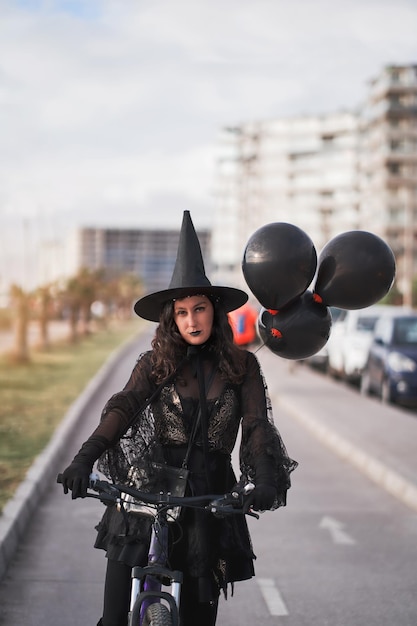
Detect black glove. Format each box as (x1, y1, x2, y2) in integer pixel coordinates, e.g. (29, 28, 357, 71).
(243, 456, 277, 513)
(61, 435, 108, 499)
(243, 484, 277, 512)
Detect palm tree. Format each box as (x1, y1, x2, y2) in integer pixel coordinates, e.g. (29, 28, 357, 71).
(9, 284, 31, 363)
(115, 272, 143, 320)
(59, 268, 103, 342)
(59, 276, 82, 343)
(92, 270, 143, 322)
(76, 268, 101, 336)
(34, 284, 53, 350)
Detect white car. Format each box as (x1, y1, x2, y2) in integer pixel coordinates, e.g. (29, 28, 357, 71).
(326, 305, 401, 383)
(305, 307, 344, 371)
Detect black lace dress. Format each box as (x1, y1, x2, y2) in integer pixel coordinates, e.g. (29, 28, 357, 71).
(93, 348, 297, 601)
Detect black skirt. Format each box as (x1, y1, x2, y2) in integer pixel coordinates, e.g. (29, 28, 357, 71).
(94, 447, 255, 599)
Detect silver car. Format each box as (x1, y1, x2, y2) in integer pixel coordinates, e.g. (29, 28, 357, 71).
(326, 305, 403, 383)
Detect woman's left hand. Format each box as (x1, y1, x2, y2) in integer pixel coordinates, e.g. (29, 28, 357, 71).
(243, 484, 277, 512)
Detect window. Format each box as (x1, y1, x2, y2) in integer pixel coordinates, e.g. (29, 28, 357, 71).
(393, 318, 417, 345)
(356, 316, 378, 332)
(374, 318, 391, 344)
(388, 163, 400, 175)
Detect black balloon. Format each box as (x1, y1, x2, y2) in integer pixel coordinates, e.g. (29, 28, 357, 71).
(258, 291, 332, 360)
(242, 222, 317, 310)
(314, 231, 396, 310)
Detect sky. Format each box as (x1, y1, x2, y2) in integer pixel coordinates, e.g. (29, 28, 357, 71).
(1, 0, 417, 289)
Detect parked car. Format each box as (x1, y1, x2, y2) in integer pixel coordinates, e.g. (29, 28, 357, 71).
(305, 307, 343, 371)
(326, 305, 401, 384)
(360, 310, 417, 406)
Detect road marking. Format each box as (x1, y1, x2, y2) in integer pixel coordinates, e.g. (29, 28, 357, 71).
(319, 516, 356, 545)
(257, 578, 289, 616)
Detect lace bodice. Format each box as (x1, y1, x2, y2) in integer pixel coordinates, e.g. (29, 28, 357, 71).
(96, 348, 297, 508)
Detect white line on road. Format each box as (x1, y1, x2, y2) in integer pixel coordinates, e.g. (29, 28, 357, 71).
(319, 516, 356, 545)
(257, 578, 289, 616)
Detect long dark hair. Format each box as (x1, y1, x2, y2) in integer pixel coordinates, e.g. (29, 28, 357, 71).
(150, 297, 247, 384)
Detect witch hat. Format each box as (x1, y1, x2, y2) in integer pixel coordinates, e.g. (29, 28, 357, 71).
(134, 211, 248, 321)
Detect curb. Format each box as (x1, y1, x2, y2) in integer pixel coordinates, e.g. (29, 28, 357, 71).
(278, 395, 417, 513)
(0, 332, 142, 582)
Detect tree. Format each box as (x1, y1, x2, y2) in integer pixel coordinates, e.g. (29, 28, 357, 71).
(59, 276, 82, 343)
(115, 272, 143, 320)
(34, 284, 54, 350)
(380, 282, 403, 306)
(59, 268, 104, 342)
(76, 268, 102, 336)
(9, 284, 31, 363)
(91, 269, 143, 322)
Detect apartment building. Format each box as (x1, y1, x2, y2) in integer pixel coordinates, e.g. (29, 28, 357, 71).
(212, 111, 361, 288)
(359, 64, 417, 305)
(212, 64, 417, 303)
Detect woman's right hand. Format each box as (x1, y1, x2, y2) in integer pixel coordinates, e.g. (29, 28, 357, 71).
(60, 434, 109, 499)
(61, 462, 91, 499)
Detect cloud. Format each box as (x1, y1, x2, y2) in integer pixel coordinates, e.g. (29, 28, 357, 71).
(0, 0, 417, 287)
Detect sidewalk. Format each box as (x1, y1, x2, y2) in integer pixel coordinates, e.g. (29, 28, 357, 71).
(0, 320, 69, 354)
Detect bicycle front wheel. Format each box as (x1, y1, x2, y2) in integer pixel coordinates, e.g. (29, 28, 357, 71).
(142, 603, 173, 626)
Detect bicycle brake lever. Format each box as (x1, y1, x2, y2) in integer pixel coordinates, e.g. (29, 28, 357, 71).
(231, 480, 255, 499)
(89, 472, 100, 488)
(88, 474, 121, 500)
(242, 481, 255, 495)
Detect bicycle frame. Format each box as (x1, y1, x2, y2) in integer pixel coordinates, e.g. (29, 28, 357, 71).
(127, 485, 257, 626)
(129, 510, 181, 626)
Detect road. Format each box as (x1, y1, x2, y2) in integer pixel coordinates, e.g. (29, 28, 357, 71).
(0, 332, 417, 625)
(220, 375, 417, 625)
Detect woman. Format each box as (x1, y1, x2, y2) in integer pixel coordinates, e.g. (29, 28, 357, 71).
(60, 211, 297, 626)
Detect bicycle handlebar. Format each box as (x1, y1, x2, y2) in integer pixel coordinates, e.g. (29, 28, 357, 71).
(57, 472, 259, 519)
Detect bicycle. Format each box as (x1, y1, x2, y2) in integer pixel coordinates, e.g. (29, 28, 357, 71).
(57, 472, 258, 626)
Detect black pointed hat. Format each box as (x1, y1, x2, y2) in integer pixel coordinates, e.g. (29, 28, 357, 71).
(134, 211, 248, 322)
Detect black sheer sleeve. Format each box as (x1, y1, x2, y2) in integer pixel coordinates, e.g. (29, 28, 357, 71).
(89, 351, 154, 442)
(239, 351, 298, 509)
(95, 352, 159, 482)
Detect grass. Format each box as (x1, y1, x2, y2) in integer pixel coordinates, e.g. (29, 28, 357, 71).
(0, 319, 145, 512)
